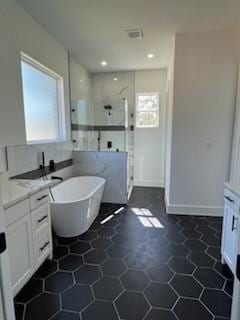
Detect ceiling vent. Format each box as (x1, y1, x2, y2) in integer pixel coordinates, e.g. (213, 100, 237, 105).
(127, 29, 144, 39)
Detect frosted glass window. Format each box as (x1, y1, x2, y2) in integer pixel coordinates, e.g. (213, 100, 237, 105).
(21, 56, 64, 142)
(136, 93, 159, 127)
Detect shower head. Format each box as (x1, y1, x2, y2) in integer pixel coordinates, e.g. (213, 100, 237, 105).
(104, 105, 112, 110)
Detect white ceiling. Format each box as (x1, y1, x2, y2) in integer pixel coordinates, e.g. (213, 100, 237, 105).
(17, 0, 240, 73)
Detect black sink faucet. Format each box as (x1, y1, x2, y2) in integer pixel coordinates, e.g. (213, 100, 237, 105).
(51, 176, 63, 181)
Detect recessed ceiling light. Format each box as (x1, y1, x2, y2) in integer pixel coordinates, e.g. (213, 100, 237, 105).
(101, 61, 107, 66)
(113, 78, 118, 81)
(147, 53, 154, 59)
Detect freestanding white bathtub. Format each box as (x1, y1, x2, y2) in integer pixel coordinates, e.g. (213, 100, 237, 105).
(50, 176, 105, 237)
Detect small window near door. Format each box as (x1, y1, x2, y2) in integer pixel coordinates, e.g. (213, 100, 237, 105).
(136, 93, 159, 128)
(20, 53, 65, 143)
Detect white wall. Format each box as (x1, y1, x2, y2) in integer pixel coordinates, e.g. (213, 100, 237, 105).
(0, 0, 71, 169)
(165, 39, 175, 200)
(134, 70, 167, 187)
(166, 30, 237, 216)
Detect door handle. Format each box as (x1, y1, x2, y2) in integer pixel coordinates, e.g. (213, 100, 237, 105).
(232, 216, 238, 231)
(0, 233, 6, 254)
(37, 215, 48, 223)
(40, 241, 50, 251)
(37, 194, 48, 201)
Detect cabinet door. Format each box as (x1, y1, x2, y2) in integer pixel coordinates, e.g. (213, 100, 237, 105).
(222, 204, 238, 273)
(6, 214, 34, 296)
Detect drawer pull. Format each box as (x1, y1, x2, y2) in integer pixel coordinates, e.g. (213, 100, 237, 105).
(232, 216, 238, 231)
(224, 196, 235, 203)
(37, 195, 48, 201)
(37, 215, 48, 223)
(40, 241, 50, 251)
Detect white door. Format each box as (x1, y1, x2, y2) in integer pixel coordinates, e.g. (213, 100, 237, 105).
(230, 65, 240, 182)
(7, 214, 34, 296)
(0, 289, 4, 320)
(222, 204, 238, 273)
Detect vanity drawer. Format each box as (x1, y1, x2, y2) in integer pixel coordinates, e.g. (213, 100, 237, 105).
(224, 188, 240, 212)
(4, 199, 30, 227)
(30, 189, 49, 211)
(31, 203, 50, 238)
(34, 231, 52, 269)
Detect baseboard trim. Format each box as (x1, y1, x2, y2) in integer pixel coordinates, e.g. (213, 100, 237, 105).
(164, 191, 223, 217)
(134, 180, 164, 188)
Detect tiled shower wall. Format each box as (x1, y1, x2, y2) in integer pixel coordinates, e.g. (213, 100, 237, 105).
(73, 151, 128, 204)
(70, 59, 135, 194)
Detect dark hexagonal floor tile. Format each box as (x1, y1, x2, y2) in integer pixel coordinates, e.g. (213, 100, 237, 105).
(98, 227, 116, 237)
(62, 284, 93, 312)
(181, 229, 202, 239)
(192, 217, 210, 225)
(207, 246, 221, 261)
(74, 264, 101, 284)
(201, 234, 221, 247)
(25, 293, 60, 320)
(59, 254, 83, 271)
(168, 257, 195, 274)
(84, 248, 107, 264)
(45, 271, 73, 293)
(189, 251, 215, 268)
(194, 267, 225, 289)
(53, 245, 69, 260)
(165, 231, 186, 243)
(146, 264, 174, 282)
(145, 282, 178, 308)
(170, 274, 203, 298)
(224, 279, 234, 296)
(120, 269, 149, 291)
(14, 303, 24, 320)
(57, 236, 78, 246)
(174, 298, 212, 320)
(78, 230, 97, 241)
(51, 311, 80, 320)
(201, 289, 232, 318)
(93, 276, 123, 301)
(125, 248, 170, 270)
(89, 222, 102, 231)
(34, 259, 57, 279)
(115, 291, 150, 320)
(15, 278, 43, 303)
(101, 258, 126, 276)
(167, 243, 190, 257)
(107, 244, 131, 258)
(184, 239, 207, 251)
(82, 301, 118, 320)
(214, 262, 233, 280)
(144, 309, 177, 320)
(70, 241, 91, 255)
(92, 237, 112, 249)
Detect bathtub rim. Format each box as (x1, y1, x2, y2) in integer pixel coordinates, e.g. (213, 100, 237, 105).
(50, 176, 106, 204)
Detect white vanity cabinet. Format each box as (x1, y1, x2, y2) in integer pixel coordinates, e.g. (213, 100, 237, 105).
(4, 188, 52, 296)
(221, 187, 240, 274)
(7, 213, 34, 295)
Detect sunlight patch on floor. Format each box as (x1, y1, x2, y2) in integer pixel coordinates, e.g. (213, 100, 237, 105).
(131, 208, 164, 228)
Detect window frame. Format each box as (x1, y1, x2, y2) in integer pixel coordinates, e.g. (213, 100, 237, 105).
(135, 92, 160, 128)
(21, 52, 66, 144)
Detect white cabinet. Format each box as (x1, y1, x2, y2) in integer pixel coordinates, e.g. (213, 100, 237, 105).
(4, 189, 52, 296)
(7, 214, 34, 296)
(221, 188, 240, 274)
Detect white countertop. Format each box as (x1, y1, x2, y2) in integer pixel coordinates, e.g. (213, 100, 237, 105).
(224, 182, 240, 198)
(1, 179, 58, 209)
